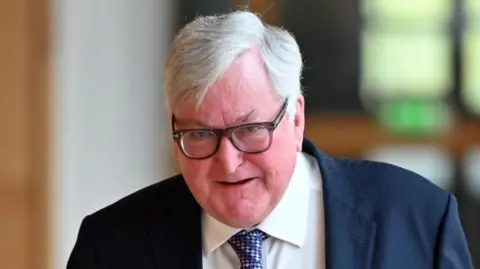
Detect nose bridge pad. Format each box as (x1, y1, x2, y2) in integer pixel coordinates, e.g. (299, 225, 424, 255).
(218, 135, 239, 155)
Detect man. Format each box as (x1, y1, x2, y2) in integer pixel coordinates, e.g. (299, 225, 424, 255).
(67, 11, 473, 269)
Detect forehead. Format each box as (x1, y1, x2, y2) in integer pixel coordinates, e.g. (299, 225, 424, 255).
(174, 49, 281, 126)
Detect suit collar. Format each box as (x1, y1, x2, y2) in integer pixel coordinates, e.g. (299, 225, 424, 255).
(303, 139, 377, 269)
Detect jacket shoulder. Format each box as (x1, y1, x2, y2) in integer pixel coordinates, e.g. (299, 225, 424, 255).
(331, 156, 451, 221)
(85, 174, 193, 227)
(68, 175, 199, 266)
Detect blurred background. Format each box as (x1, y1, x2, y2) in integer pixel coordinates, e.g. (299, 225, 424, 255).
(0, 0, 479, 268)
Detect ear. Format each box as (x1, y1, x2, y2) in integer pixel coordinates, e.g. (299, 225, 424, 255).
(293, 95, 305, 152)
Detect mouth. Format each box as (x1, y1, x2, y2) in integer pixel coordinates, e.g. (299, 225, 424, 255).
(220, 177, 257, 186)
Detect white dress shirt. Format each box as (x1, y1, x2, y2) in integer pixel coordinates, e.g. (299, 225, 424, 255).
(202, 152, 325, 269)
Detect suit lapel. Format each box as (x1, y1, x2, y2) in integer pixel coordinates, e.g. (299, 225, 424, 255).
(148, 178, 203, 269)
(303, 140, 377, 269)
(323, 192, 377, 269)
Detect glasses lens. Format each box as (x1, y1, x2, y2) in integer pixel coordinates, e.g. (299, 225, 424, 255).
(180, 130, 218, 158)
(231, 124, 271, 152)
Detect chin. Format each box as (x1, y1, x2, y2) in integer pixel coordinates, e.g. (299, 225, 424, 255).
(217, 203, 271, 228)
(220, 214, 262, 228)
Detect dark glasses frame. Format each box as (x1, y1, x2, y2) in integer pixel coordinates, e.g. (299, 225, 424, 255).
(171, 99, 289, 160)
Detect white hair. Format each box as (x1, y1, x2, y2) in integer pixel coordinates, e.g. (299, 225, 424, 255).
(164, 10, 303, 118)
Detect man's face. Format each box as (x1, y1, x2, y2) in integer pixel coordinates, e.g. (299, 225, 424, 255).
(172, 49, 305, 228)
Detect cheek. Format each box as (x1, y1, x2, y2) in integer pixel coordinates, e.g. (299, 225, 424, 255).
(253, 148, 295, 174)
(178, 158, 210, 183)
(246, 135, 297, 179)
(253, 124, 298, 180)
(271, 121, 298, 155)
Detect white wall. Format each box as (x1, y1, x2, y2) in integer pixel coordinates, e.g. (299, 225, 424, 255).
(52, 1, 174, 268)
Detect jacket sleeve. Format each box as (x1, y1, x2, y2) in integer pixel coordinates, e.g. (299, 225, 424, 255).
(435, 194, 474, 269)
(67, 215, 96, 269)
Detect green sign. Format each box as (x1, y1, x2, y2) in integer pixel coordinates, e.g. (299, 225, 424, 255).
(378, 99, 450, 135)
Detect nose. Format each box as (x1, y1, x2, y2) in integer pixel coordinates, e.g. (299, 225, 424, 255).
(214, 137, 243, 174)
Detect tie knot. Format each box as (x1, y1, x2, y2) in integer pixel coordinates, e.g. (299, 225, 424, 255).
(228, 229, 269, 269)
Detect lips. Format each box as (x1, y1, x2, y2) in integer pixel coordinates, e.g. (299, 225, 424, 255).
(221, 177, 257, 185)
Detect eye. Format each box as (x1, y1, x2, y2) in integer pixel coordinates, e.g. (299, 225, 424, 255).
(235, 125, 268, 137)
(244, 125, 261, 133)
(186, 130, 215, 139)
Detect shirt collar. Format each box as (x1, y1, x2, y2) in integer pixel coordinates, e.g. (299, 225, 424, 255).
(202, 152, 319, 257)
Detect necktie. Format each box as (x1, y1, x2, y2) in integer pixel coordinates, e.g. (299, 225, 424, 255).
(228, 229, 269, 269)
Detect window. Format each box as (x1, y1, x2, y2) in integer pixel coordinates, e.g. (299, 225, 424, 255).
(466, 0, 480, 18)
(362, 0, 451, 22)
(360, 0, 453, 134)
(360, 0, 452, 102)
(361, 29, 451, 100)
(462, 29, 480, 116)
(462, 1, 480, 116)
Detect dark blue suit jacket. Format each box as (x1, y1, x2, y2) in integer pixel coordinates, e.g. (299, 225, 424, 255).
(68, 139, 473, 268)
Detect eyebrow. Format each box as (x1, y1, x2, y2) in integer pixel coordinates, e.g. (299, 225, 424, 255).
(231, 109, 256, 125)
(174, 109, 257, 129)
(173, 117, 211, 129)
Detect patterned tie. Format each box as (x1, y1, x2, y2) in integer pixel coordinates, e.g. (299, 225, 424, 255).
(228, 229, 269, 269)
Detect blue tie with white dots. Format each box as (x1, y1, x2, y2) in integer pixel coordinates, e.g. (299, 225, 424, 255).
(228, 229, 269, 269)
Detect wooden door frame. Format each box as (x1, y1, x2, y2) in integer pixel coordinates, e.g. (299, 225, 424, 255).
(27, 0, 50, 268)
(0, 0, 50, 268)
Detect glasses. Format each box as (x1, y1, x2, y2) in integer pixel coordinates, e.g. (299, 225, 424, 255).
(172, 99, 288, 160)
